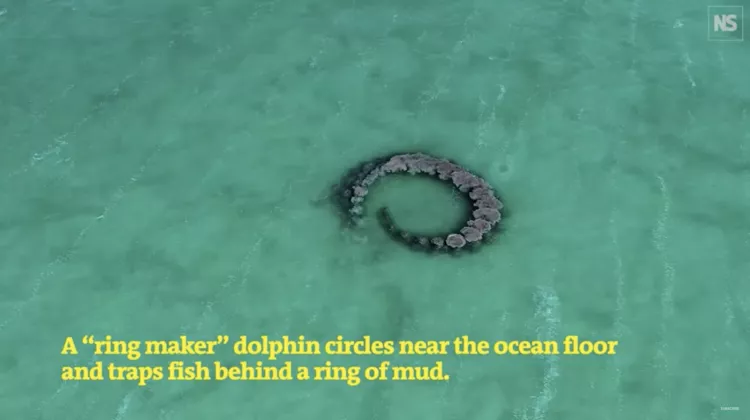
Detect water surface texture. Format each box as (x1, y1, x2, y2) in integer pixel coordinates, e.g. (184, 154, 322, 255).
(1, 0, 749, 419)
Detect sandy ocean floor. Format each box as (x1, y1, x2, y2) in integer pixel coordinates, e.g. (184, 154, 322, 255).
(0, 0, 748, 419)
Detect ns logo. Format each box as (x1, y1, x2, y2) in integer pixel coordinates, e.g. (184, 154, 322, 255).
(713, 14, 738, 32)
(708, 6, 743, 41)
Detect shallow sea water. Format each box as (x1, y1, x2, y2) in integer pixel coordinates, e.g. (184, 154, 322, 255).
(0, 0, 748, 419)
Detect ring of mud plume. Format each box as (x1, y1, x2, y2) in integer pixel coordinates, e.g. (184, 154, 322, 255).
(332, 152, 503, 253)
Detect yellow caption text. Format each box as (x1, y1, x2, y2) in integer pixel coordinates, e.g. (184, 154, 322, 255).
(60, 335, 618, 386)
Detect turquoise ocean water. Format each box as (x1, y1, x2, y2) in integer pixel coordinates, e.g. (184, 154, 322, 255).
(1, 0, 748, 419)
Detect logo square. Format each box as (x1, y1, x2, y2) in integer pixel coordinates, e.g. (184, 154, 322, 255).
(708, 6, 744, 41)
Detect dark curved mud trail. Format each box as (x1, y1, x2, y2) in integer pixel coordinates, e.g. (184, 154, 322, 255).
(332, 152, 504, 253)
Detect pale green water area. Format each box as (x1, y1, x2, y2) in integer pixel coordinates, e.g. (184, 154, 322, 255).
(1, 0, 749, 419)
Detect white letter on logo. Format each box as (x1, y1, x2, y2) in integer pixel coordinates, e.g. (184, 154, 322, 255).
(714, 14, 738, 32)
